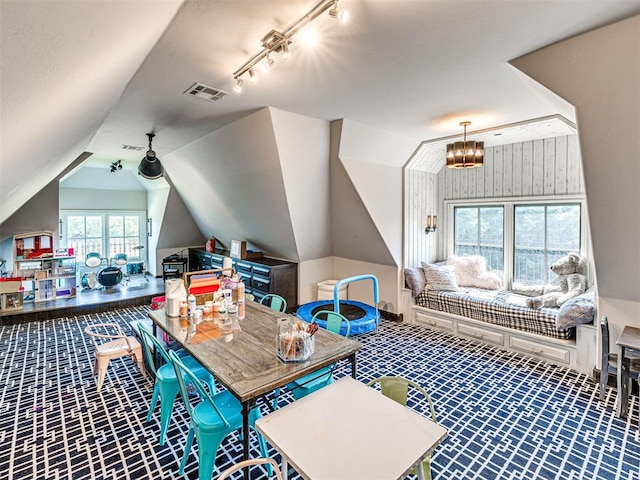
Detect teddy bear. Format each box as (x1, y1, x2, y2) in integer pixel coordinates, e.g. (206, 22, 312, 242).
(513, 252, 588, 309)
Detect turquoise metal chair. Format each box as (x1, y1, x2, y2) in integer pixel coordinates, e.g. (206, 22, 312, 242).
(272, 310, 350, 409)
(137, 324, 216, 446)
(366, 376, 438, 480)
(260, 294, 287, 313)
(167, 350, 271, 479)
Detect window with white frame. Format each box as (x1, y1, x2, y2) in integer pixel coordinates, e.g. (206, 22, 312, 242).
(60, 211, 146, 262)
(448, 198, 584, 288)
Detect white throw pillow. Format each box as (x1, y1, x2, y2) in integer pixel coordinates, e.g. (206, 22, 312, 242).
(447, 255, 487, 287)
(421, 263, 460, 292)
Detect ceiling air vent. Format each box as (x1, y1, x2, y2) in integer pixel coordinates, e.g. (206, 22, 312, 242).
(184, 82, 230, 102)
(121, 144, 145, 151)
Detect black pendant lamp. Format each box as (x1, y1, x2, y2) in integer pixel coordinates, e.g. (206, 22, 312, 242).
(138, 133, 164, 179)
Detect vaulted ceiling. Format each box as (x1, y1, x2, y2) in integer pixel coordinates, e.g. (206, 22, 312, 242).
(2, 0, 640, 225)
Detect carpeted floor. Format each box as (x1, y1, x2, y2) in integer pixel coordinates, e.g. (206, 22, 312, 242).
(0, 306, 638, 480)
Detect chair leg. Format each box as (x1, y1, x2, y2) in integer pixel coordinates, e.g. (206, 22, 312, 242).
(194, 430, 226, 480)
(599, 369, 608, 400)
(96, 357, 109, 392)
(158, 386, 180, 446)
(132, 346, 146, 378)
(147, 383, 160, 422)
(179, 428, 195, 474)
(272, 387, 281, 410)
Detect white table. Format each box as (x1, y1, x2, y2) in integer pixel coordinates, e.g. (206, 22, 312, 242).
(255, 376, 448, 480)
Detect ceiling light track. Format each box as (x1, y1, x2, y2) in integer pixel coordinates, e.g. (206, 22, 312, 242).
(232, 0, 347, 91)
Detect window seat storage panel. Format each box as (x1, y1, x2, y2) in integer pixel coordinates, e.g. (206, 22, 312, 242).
(414, 288, 574, 340)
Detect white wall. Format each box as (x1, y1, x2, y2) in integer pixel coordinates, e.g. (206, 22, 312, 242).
(512, 15, 640, 331)
(164, 108, 298, 261)
(59, 187, 147, 211)
(271, 109, 332, 261)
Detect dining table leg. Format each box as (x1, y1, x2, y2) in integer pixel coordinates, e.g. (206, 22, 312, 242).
(350, 353, 357, 379)
(616, 345, 629, 418)
(242, 400, 251, 480)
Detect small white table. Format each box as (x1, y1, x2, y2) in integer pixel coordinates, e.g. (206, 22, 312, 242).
(255, 376, 448, 480)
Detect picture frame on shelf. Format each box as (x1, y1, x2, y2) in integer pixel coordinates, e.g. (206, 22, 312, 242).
(230, 240, 247, 259)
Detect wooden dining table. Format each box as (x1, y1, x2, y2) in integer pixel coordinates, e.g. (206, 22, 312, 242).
(147, 302, 361, 479)
(615, 325, 640, 418)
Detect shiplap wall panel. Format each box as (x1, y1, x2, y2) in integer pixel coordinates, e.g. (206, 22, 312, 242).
(407, 135, 583, 265)
(494, 146, 504, 198)
(544, 138, 556, 195)
(567, 137, 582, 194)
(503, 144, 513, 197)
(532, 139, 544, 195)
(512, 142, 523, 196)
(484, 148, 494, 197)
(522, 140, 533, 196)
(555, 135, 568, 195)
(404, 169, 438, 267)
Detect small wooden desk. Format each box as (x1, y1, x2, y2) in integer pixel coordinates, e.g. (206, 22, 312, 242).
(148, 304, 361, 479)
(615, 325, 640, 418)
(256, 376, 448, 480)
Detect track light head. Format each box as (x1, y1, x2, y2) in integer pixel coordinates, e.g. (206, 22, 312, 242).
(282, 41, 291, 60)
(249, 68, 257, 83)
(233, 77, 243, 93)
(329, 1, 348, 23)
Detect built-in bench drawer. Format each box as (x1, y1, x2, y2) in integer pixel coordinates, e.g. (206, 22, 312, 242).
(413, 311, 454, 333)
(458, 323, 505, 346)
(509, 336, 571, 364)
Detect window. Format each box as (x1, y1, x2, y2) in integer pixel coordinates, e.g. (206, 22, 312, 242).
(61, 211, 146, 262)
(514, 204, 581, 284)
(454, 206, 504, 272)
(448, 198, 584, 288)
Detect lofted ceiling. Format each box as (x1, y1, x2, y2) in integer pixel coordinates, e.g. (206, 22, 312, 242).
(2, 0, 640, 225)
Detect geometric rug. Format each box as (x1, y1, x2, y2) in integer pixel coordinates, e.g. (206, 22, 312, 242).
(0, 306, 638, 480)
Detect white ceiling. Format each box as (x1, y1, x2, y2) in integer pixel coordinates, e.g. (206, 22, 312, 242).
(2, 0, 640, 224)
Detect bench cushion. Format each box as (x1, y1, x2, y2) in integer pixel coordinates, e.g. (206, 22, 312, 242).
(415, 287, 574, 340)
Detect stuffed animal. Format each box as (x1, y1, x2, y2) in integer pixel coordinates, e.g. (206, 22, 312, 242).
(513, 253, 588, 309)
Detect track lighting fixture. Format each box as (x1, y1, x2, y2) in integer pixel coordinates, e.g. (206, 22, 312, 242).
(249, 68, 257, 83)
(138, 133, 164, 180)
(109, 160, 123, 173)
(232, 0, 348, 93)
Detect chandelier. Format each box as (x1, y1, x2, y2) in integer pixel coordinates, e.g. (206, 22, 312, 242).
(446, 121, 484, 169)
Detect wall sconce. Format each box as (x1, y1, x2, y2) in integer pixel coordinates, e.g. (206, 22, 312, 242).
(147, 218, 152, 237)
(425, 215, 437, 235)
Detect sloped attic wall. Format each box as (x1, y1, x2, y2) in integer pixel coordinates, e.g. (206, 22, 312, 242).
(332, 119, 417, 267)
(164, 107, 328, 262)
(511, 15, 640, 331)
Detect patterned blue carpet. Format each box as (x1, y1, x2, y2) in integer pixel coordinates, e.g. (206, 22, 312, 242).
(0, 306, 638, 479)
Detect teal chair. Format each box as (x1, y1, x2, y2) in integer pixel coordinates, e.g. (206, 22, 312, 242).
(260, 294, 287, 313)
(366, 376, 438, 480)
(137, 324, 216, 446)
(272, 310, 350, 409)
(167, 350, 270, 480)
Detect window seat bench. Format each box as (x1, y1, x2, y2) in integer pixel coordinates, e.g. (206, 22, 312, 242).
(400, 287, 596, 376)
